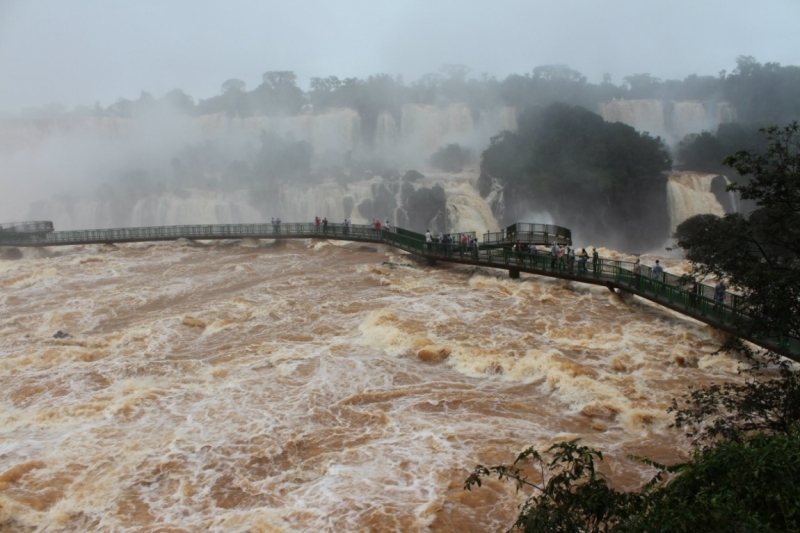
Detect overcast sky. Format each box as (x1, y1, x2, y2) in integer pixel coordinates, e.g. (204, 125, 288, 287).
(1, 0, 799, 112)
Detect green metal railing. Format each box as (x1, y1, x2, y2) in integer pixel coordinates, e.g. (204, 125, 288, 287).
(484, 222, 572, 246)
(1, 220, 796, 355)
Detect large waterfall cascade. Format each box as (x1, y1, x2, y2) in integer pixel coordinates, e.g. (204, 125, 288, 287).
(666, 172, 738, 232)
(25, 169, 501, 237)
(598, 100, 738, 143)
(2, 105, 515, 234)
(2, 103, 740, 243)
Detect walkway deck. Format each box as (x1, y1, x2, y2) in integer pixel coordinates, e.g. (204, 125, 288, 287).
(2, 221, 797, 359)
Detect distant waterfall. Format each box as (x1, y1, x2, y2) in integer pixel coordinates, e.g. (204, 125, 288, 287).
(598, 100, 667, 138)
(598, 100, 737, 143)
(666, 172, 739, 232)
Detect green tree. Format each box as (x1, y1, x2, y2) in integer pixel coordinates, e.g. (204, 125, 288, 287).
(252, 71, 305, 115)
(430, 144, 470, 173)
(466, 430, 800, 532)
(479, 103, 671, 251)
(674, 122, 800, 342)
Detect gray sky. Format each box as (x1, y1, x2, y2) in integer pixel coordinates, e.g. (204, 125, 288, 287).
(1, 0, 799, 112)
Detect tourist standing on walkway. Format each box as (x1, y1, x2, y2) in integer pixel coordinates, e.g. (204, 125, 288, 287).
(714, 280, 726, 310)
(385, 219, 391, 232)
(551, 242, 560, 270)
(322, 217, 328, 233)
(689, 279, 699, 308)
(315, 216, 321, 233)
(652, 260, 664, 282)
(425, 229, 432, 252)
(579, 248, 589, 274)
(592, 248, 599, 276)
(567, 246, 575, 271)
(633, 259, 642, 286)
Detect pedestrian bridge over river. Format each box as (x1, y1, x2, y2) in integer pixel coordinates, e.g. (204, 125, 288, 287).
(2, 220, 797, 359)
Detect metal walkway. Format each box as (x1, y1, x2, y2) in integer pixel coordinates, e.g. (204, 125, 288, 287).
(2, 221, 797, 359)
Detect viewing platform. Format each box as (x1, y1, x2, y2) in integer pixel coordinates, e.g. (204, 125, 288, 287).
(1, 219, 796, 359)
(482, 222, 572, 248)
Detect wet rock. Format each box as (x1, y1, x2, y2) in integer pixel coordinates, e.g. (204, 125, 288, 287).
(181, 316, 207, 329)
(417, 347, 450, 362)
(52, 330, 70, 339)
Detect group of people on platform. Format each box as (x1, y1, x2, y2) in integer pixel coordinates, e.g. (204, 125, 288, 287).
(504, 240, 601, 275)
(634, 259, 728, 311)
(292, 217, 733, 313)
(424, 229, 480, 256)
(371, 219, 391, 232)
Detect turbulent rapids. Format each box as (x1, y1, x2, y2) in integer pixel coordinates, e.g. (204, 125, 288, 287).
(0, 237, 743, 531)
(0, 96, 755, 531)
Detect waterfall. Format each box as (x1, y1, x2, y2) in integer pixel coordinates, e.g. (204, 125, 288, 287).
(670, 102, 713, 140)
(716, 102, 738, 124)
(0, 116, 130, 154)
(477, 107, 517, 139)
(445, 182, 500, 234)
(399, 104, 475, 159)
(666, 172, 733, 232)
(599, 100, 739, 143)
(598, 100, 667, 138)
(198, 109, 362, 155)
(130, 190, 263, 226)
(374, 112, 400, 159)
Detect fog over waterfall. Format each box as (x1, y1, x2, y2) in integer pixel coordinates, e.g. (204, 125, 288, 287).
(3, 57, 790, 251)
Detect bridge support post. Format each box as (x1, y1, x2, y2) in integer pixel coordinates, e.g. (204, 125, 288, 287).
(509, 268, 520, 279)
(426, 257, 437, 266)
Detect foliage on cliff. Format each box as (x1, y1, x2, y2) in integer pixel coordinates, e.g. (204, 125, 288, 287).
(429, 144, 470, 173)
(676, 123, 767, 175)
(466, 425, 800, 533)
(675, 122, 800, 341)
(478, 103, 671, 251)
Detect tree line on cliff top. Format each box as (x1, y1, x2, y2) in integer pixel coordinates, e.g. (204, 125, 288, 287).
(17, 56, 800, 132)
(466, 123, 800, 532)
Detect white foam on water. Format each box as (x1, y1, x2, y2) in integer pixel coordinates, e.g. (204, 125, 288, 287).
(0, 240, 746, 530)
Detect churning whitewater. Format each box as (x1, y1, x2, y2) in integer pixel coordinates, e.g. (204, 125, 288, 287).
(0, 238, 741, 531)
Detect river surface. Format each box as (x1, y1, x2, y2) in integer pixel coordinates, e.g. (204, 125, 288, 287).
(0, 239, 741, 531)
